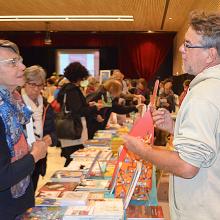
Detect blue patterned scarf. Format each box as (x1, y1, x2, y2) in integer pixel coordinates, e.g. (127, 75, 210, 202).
(0, 86, 32, 157)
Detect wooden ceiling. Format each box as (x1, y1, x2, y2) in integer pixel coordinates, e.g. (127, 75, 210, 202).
(0, 0, 220, 32)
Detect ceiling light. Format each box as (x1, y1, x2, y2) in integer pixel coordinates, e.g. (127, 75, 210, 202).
(168, 17, 173, 20)
(0, 15, 134, 22)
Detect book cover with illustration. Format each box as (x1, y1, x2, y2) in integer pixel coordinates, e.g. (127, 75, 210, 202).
(63, 206, 94, 220)
(21, 206, 67, 220)
(38, 181, 78, 193)
(76, 179, 110, 192)
(50, 170, 83, 182)
(126, 205, 164, 219)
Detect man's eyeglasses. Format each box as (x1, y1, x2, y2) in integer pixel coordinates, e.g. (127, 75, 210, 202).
(27, 82, 44, 89)
(0, 56, 23, 67)
(183, 41, 210, 50)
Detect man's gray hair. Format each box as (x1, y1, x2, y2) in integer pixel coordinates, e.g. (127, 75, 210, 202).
(190, 11, 220, 56)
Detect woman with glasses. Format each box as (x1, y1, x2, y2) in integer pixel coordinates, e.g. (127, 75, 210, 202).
(21, 65, 58, 191)
(0, 40, 48, 219)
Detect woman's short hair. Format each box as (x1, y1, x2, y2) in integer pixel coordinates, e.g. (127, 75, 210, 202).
(0, 39, 19, 54)
(64, 62, 89, 83)
(24, 65, 46, 84)
(103, 79, 122, 95)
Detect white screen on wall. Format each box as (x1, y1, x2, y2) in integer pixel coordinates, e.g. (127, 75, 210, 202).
(56, 49, 100, 77)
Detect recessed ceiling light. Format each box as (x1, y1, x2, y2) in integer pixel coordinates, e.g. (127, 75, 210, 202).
(168, 17, 173, 20)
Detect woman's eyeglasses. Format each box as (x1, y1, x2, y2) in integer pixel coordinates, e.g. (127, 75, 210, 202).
(27, 82, 44, 89)
(0, 56, 23, 67)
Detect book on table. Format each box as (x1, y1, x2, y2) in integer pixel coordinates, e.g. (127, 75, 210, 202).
(21, 206, 67, 220)
(76, 179, 111, 192)
(60, 191, 90, 206)
(63, 206, 94, 220)
(38, 181, 78, 193)
(83, 139, 110, 148)
(50, 170, 83, 182)
(126, 205, 164, 220)
(93, 198, 124, 220)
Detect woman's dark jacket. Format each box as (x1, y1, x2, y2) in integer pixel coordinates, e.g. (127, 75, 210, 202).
(57, 83, 98, 139)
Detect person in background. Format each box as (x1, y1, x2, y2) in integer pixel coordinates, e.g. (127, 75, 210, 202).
(86, 79, 142, 137)
(111, 69, 145, 103)
(0, 39, 47, 219)
(42, 77, 57, 101)
(123, 11, 220, 220)
(57, 62, 103, 167)
(135, 78, 150, 105)
(85, 76, 99, 96)
(157, 78, 176, 113)
(179, 79, 191, 107)
(158, 80, 165, 96)
(21, 65, 57, 191)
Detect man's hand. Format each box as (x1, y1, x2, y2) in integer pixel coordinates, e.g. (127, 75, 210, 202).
(151, 108, 174, 134)
(30, 140, 48, 163)
(123, 134, 150, 157)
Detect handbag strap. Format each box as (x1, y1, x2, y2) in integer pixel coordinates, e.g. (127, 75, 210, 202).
(63, 93, 71, 114)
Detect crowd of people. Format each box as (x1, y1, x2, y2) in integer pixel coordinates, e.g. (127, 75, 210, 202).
(0, 9, 219, 220)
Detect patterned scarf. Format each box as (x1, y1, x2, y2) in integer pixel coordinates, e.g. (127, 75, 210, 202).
(21, 88, 43, 140)
(0, 86, 32, 198)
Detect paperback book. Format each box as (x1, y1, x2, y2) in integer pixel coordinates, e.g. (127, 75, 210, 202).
(60, 191, 90, 206)
(63, 206, 94, 220)
(93, 198, 124, 220)
(50, 170, 83, 182)
(21, 206, 67, 220)
(126, 205, 164, 220)
(76, 179, 110, 192)
(38, 181, 78, 193)
(83, 139, 110, 148)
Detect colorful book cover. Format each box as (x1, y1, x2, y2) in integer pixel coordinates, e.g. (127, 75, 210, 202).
(38, 181, 78, 192)
(76, 179, 110, 192)
(21, 206, 67, 220)
(35, 197, 61, 206)
(63, 206, 94, 220)
(36, 190, 62, 199)
(126, 205, 164, 219)
(50, 170, 83, 182)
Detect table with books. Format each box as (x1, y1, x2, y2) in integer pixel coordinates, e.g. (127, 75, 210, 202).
(21, 121, 164, 220)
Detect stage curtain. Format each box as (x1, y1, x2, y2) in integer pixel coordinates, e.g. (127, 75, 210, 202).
(8, 32, 174, 81)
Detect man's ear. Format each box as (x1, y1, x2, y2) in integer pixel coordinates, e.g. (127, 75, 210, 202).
(206, 47, 218, 64)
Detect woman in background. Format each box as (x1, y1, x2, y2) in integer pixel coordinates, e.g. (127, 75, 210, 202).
(86, 79, 141, 137)
(57, 62, 103, 166)
(21, 65, 57, 191)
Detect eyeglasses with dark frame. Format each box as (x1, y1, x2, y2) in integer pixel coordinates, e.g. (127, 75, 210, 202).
(0, 56, 23, 67)
(26, 82, 44, 89)
(183, 41, 211, 50)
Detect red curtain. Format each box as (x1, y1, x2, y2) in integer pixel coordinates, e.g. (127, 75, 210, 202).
(6, 32, 175, 80)
(118, 34, 174, 81)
